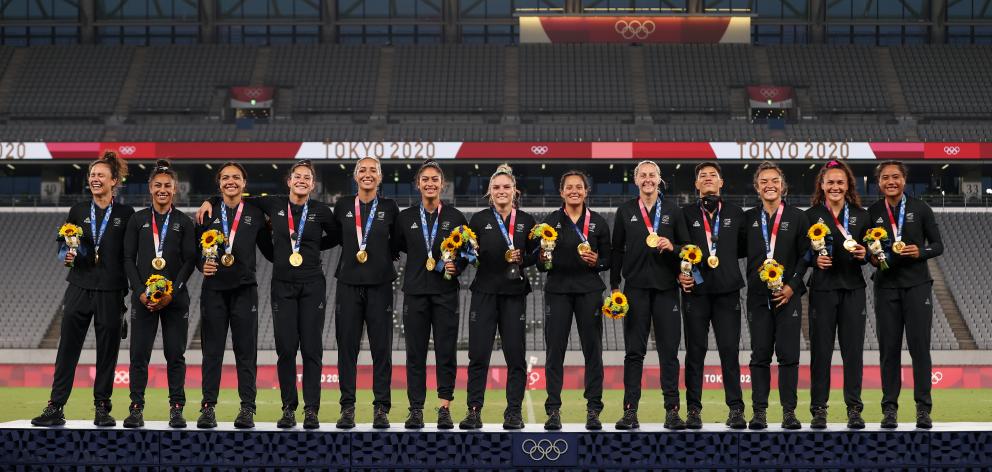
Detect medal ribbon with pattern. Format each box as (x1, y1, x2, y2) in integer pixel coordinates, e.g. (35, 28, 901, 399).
(567, 206, 592, 254)
(885, 194, 906, 244)
(220, 201, 244, 258)
(150, 207, 171, 270)
(287, 200, 309, 266)
(700, 201, 721, 268)
(354, 195, 378, 263)
(760, 203, 784, 261)
(639, 196, 662, 247)
(90, 199, 112, 264)
(420, 202, 442, 270)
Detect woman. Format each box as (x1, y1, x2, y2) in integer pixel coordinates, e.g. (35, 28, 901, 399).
(541, 170, 611, 431)
(195, 161, 272, 429)
(197, 159, 338, 429)
(32, 151, 132, 428)
(805, 160, 870, 430)
(610, 160, 684, 430)
(394, 159, 468, 430)
(123, 159, 197, 428)
(332, 156, 401, 430)
(743, 161, 810, 430)
(460, 164, 538, 430)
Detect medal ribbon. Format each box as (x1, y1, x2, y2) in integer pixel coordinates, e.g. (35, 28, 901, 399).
(700, 201, 721, 259)
(827, 202, 851, 241)
(884, 194, 906, 242)
(420, 202, 442, 258)
(355, 196, 379, 252)
(150, 207, 171, 260)
(567, 206, 591, 243)
(760, 203, 784, 260)
(492, 207, 516, 250)
(638, 196, 662, 235)
(286, 200, 309, 254)
(90, 200, 112, 255)
(220, 202, 244, 256)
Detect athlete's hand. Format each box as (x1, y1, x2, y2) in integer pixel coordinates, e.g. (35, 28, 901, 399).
(580, 250, 598, 267)
(657, 237, 674, 253)
(678, 273, 694, 292)
(203, 259, 218, 276)
(901, 244, 921, 259)
(816, 255, 833, 270)
(195, 201, 212, 225)
(772, 285, 794, 308)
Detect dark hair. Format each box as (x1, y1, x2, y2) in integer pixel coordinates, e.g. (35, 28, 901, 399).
(88, 150, 128, 186)
(874, 160, 908, 181)
(216, 161, 247, 183)
(559, 169, 590, 192)
(285, 159, 316, 181)
(811, 160, 862, 207)
(148, 159, 177, 183)
(753, 161, 788, 196)
(415, 159, 445, 182)
(694, 162, 722, 179)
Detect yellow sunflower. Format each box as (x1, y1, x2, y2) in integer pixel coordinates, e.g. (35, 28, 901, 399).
(145, 274, 165, 286)
(200, 229, 225, 249)
(680, 244, 702, 264)
(450, 231, 462, 246)
(611, 292, 627, 306)
(542, 226, 557, 241)
(58, 223, 82, 239)
(442, 237, 457, 251)
(807, 223, 830, 241)
(865, 227, 888, 242)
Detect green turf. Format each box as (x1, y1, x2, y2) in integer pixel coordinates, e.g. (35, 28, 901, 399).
(4, 387, 992, 425)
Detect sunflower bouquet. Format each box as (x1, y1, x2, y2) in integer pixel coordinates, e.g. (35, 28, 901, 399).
(58, 223, 83, 268)
(144, 274, 174, 305)
(440, 225, 478, 280)
(808, 222, 831, 257)
(863, 226, 890, 270)
(601, 291, 629, 320)
(529, 223, 558, 270)
(678, 244, 703, 280)
(199, 229, 226, 263)
(759, 259, 786, 293)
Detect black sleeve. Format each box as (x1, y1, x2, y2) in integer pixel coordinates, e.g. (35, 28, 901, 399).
(738, 210, 749, 260)
(194, 223, 208, 272)
(176, 219, 197, 289)
(673, 206, 690, 250)
(454, 211, 470, 274)
(123, 215, 142, 293)
(393, 210, 408, 256)
(521, 215, 539, 269)
(256, 217, 274, 263)
(610, 209, 625, 290)
(319, 204, 341, 250)
(594, 215, 611, 273)
(920, 203, 944, 260)
(787, 211, 811, 293)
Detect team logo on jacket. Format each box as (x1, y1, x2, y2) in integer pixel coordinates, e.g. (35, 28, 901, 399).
(345, 211, 353, 217)
(516, 224, 525, 231)
(113, 218, 121, 226)
(849, 216, 857, 225)
(172, 223, 180, 231)
(142, 223, 150, 228)
(83, 217, 91, 223)
(693, 220, 701, 227)
(876, 217, 884, 224)
(589, 223, 597, 231)
(377, 212, 385, 220)
(485, 223, 493, 230)
(723, 218, 731, 226)
(243, 216, 252, 225)
(780, 222, 790, 231)
(661, 215, 670, 225)
(752, 221, 759, 228)
(630, 215, 638, 222)
(213, 218, 221, 224)
(906, 212, 915, 223)
(441, 221, 451, 230)
(278, 210, 285, 217)
(411, 223, 418, 229)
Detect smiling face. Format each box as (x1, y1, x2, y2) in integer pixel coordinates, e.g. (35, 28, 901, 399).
(695, 166, 723, 196)
(559, 175, 588, 206)
(218, 165, 245, 199)
(354, 157, 381, 192)
(287, 165, 315, 198)
(634, 162, 661, 197)
(489, 174, 515, 207)
(149, 173, 175, 207)
(821, 168, 848, 205)
(88, 162, 117, 198)
(417, 166, 443, 200)
(877, 164, 906, 199)
(755, 168, 784, 203)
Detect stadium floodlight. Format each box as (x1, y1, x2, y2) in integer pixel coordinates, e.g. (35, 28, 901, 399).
(675, 164, 681, 170)
(205, 164, 212, 170)
(986, 188, 992, 195)
(271, 164, 278, 170)
(339, 164, 346, 170)
(72, 164, 81, 170)
(941, 164, 949, 170)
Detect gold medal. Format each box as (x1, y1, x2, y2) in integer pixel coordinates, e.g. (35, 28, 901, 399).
(646, 232, 661, 248)
(426, 257, 437, 271)
(356, 250, 368, 264)
(892, 240, 906, 254)
(221, 253, 235, 267)
(289, 252, 303, 267)
(843, 238, 857, 253)
(577, 241, 592, 255)
(707, 255, 720, 269)
(504, 249, 515, 263)
(151, 257, 166, 270)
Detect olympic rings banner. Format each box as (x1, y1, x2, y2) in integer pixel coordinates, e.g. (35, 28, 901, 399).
(519, 16, 751, 44)
(2, 141, 989, 161)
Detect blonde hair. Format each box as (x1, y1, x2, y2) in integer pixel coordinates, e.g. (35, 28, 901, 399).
(485, 163, 520, 207)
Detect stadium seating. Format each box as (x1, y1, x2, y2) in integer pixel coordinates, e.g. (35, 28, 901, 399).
(266, 45, 378, 113)
(519, 44, 632, 113)
(935, 212, 992, 349)
(390, 45, 503, 113)
(891, 45, 992, 118)
(644, 44, 755, 113)
(767, 45, 889, 113)
(132, 45, 256, 113)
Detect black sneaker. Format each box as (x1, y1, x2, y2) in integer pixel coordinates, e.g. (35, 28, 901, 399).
(665, 408, 686, 430)
(748, 408, 767, 430)
(880, 406, 898, 429)
(123, 404, 144, 428)
(810, 407, 827, 429)
(234, 407, 255, 429)
(93, 401, 115, 427)
(503, 408, 524, 430)
(336, 406, 355, 429)
(303, 407, 319, 430)
(686, 408, 703, 429)
(459, 407, 482, 430)
(197, 404, 217, 429)
(437, 406, 454, 430)
(404, 408, 424, 429)
(544, 410, 562, 431)
(373, 406, 390, 429)
(916, 409, 932, 429)
(585, 409, 602, 431)
(726, 408, 746, 430)
(847, 407, 865, 429)
(31, 402, 66, 427)
(615, 407, 639, 430)
(168, 403, 186, 429)
(277, 407, 296, 429)
(782, 409, 801, 430)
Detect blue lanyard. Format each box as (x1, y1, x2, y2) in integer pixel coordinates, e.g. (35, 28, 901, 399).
(90, 200, 112, 251)
(700, 202, 721, 255)
(566, 207, 590, 243)
(359, 197, 378, 250)
(760, 204, 783, 260)
(289, 201, 309, 253)
(887, 195, 906, 240)
(491, 206, 515, 249)
(826, 202, 850, 237)
(650, 196, 662, 232)
(420, 204, 440, 256)
(151, 207, 171, 258)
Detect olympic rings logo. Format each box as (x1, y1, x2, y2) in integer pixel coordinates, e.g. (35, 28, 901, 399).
(118, 146, 136, 156)
(242, 88, 263, 99)
(931, 371, 943, 385)
(531, 146, 549, 155)
(521, 438, 568, 461)
(614, 20, 656, 40)
(943, 146, 961, 156)
(760, 88, 780, 98)
(113, 370, 130, 384)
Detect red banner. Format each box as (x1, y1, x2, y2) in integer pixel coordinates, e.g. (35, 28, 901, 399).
(747, 85, 794, 109)
(519, 16, 751, 44)
(230, 87, 274, 108)
(1, 364, 989, 390)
